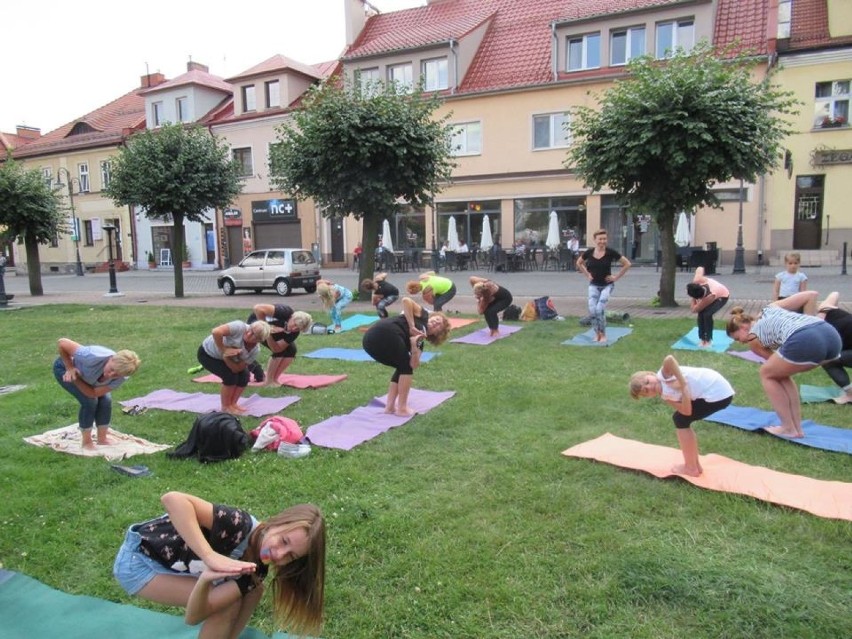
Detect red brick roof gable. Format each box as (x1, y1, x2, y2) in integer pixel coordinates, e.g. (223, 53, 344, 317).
(227, 55, 325, 82)
(141, 68, 233, 95)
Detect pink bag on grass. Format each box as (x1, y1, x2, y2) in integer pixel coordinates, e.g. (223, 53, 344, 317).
(250, 416, 303, 452)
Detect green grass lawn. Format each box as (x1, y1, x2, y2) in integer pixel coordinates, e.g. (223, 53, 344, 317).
(0, 305, 850, 639)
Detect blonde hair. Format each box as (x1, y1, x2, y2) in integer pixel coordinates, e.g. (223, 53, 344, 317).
(111, 350, 141, 376)
(254, 504, 326, 636)
(249, 321, 272, 342)
(291, 311, 312, 332)
(317, 283, 334, 309)
(472, 282, 488, 297)
(785, 252, 801, 264)
(628, 371, 654, 399)
(425, 312, 452, 345)
(725, 307, 755, 336)
(593, 228, 607, 239)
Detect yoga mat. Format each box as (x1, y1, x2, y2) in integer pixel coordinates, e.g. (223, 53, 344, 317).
(0, 384, 27, 396)
(800, 385, 844, 404)
(563, 327, 633, 347)
(0, 570, 304, 639)
(727, 349, 766, 364)
(305, 389, 455, 450)
(193, 373, 348, 389)
(450, 325, 522, 345)
(338, 314, 379, 331)
(120, 390, 299, 417)
(304, 348, 438, 362)
(23, 425, 170, 461)
(562, 433, 852, 521)
(447, 317, 478, 329)
(671, 328, 733, 352)
(705, 405, 852, 454)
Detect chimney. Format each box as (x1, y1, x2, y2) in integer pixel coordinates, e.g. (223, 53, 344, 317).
(140, 72, 166, 88)
(16, 126, 41, 140)
(187, 61, 209, 73)
(344, 0, 368, 47)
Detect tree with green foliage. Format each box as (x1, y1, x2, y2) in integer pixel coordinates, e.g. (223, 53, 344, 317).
(0, 157, 66, 295)
(269, 80, 455, 289)
(567, 44, 797, 306)
(105, 123, 242, 297)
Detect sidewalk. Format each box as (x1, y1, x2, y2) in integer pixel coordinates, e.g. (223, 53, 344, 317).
(2, 264, 850, 319)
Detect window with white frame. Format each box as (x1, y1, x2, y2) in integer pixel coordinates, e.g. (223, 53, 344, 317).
(357, 67, 382, 96)
(777, 0, 792, 38)
(176, 97, 189, 122)
(567, 32, 600, 71)
(41, 167, 52, 188)
(451, 121, 482, 156)
(388, 63, 413, 91)
(265, 81, 280, 108)
(152, 101, 163, 126)
(611, 26, 646, 65)
(533, 112, 570, 150)
(656, 19, 694, 58)
(78, 163, 90, 193)
(242, 85, 256, 112)
(422, 57, 448, 91)
(814, 80, 849, 128)
(232, 148, 253, 177)
(100, 160, 111, 189)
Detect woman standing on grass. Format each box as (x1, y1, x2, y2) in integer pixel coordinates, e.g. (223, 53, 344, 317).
(469, 275, 513, 336)
(53, 338, 141, 450)
(362, 272, 399, 319)
(198, 320, 271, 414)
(316, 279, 353, 332)
(362, 297, 451, 416)
(687, 266, 730, 348)
(576, 229, 631, 342)
(406, 271, 456, 312)
(726, 291, 841, 438)
(114, 491, 325, 639)
(247, 303, 312, 386)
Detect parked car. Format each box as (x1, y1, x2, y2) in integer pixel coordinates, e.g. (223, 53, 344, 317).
(217, 248, 320, 296)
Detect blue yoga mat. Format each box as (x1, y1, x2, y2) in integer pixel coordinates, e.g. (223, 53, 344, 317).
(305, 347, 438, 362)
(0, 570, 305, 638)
(339, 314, 379, 332)
(706, 405, 852, 454)
(672, 328, 733, 352)
(563, 327, 632, 347)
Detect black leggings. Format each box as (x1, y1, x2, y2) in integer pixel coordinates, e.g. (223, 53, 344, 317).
(197, 346, 249, 387)
(673, 395, 733, 429)
(433, 284, 457, 312)
(822, 349, 852, 389)
(484, 294, 513, 330)
(697, 297, 728, 342)
(362, 326, 412, 383)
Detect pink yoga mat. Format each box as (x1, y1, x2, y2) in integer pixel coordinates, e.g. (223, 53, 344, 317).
(121, 390, 299, 417)
(305, 389, 455, 450)
(193, 373, 347, 389)
(563, 433, 852, 521)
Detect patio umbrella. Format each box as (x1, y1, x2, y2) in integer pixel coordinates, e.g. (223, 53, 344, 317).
(675, 211, 691, 247)
(480, 214, 493, 251)
(689, 212, 696, 246)
(381, 219, 394, 253)
(545, 210, 561, 250)
(447, 216, 460, 251)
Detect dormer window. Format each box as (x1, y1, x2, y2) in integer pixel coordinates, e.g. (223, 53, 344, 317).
(610, 26, 646, 66)
(265, 81, 280, 108)
(422, 57, 448, 91)
(567, 32, 600, 71)
(242, 85, 256, 112)
(388, 63, 413, 92)
(655, 19, 694, 59)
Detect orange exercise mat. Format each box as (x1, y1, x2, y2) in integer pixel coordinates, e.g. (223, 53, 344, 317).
(562, 433, 852, 521)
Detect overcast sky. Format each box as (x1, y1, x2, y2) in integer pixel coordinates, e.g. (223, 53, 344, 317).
(0, 0, 425, 134)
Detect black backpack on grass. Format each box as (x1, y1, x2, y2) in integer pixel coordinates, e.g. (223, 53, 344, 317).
(503, 304, 522, 321)
(168, 412, 250, 463)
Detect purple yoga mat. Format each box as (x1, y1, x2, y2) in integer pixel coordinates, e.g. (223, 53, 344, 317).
(450, 325, 522, 345)
(305, 389, 455, 450)
(121, 389, 299, 417)
(727, 350, 766, 364)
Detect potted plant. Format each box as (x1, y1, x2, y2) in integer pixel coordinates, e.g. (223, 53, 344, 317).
(820, 115, 846, 128)
(147, 251, 156, 269)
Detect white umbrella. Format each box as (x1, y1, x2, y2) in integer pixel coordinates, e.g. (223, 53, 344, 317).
(447, 216, 460, 251)
(675, 211, 691, 247)
(689, 212, 696, 246)
(545, 210, 561, 250)
(480, 214, 493, 252)
(381, 219, 394, 253)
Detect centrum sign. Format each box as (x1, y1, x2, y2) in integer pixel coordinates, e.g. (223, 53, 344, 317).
(813, 148, 852, 166)
(252, 199, 297, 222)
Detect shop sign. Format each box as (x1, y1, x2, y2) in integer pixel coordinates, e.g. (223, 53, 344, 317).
(223, 208, 242, 227)
(812, 148, 852, 166)
(252, 199, 297, 222)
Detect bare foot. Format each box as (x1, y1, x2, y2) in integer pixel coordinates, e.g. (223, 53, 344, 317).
(699, 341, 711, 348)
(395, 407, 414, 417)
(97, 436, 117, 446)
(383, 405, 396, 415)
(832, 394, 852, 405)
(81, 441, 97, 451)
(766, 425, 804, 438)
(671, 463, 703, 477)
(598, 332, 607, 344)
(490, 330, 500, 337)
(227, 404, 247, 415)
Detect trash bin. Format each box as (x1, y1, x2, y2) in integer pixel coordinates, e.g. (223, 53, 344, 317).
(311, 243, 321, 266)
(689, 249, 717, 275)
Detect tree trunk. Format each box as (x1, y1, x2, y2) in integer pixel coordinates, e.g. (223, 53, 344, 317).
(171, 213, 185, 298)
(24, 233, 43, 296)
(358, 215, 382, 297)
(656, 212, 679, 307)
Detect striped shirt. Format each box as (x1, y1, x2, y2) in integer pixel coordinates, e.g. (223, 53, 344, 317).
(752, 306, 823, 350)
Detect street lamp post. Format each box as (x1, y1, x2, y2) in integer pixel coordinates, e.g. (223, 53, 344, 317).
(732, 178, 746, 274)
(55, 167, 85, 276)
(102, 224, 120, 295)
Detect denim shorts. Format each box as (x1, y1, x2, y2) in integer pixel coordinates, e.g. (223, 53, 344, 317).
(778, 322, 842, 366)
(113, 525, 194, 595)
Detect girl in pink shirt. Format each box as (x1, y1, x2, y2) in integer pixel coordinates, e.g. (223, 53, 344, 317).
(686, 267, 730, 348)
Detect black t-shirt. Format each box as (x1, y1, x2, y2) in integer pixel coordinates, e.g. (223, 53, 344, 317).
(376, 280, 399, 297)
(581, 247, 623, 286)
(388, 311, 428, 352)
(248, 304, 299, 346)
(824, 308, 852, 350)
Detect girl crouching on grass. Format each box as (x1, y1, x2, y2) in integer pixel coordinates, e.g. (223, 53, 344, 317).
(629, 354, 734, 476)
